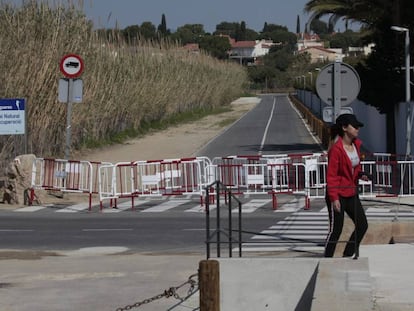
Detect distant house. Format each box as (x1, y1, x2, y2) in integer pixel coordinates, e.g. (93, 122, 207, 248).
(296, 33, 324, 51)
(298, 46, 343, 63)
(229, 39, 276, 65)
(297, 32, 374, 63)
(181, 36, 278, 64)
(347, 43, 375, 57)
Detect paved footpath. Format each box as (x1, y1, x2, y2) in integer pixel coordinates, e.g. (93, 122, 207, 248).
(0, 249, 203, 311)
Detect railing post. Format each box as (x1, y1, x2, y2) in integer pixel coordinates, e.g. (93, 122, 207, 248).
(205, 186, 211, 259)
(238, 200, 242, 257)
(216, 182, 221, 258)
(228, 192, 232, 257)
(354, 186, 360, 260)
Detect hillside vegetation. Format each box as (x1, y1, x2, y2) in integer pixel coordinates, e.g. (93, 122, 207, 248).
(0, 1, 248, 160)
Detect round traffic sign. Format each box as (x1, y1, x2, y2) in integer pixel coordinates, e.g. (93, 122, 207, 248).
(60, 54, 84, 78)
(316, 62, 360, 106)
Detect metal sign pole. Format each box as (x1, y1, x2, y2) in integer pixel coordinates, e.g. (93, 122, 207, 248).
(404, 30, 411, 156)
(25, 99, 28, 154)
(65, 79, 73, 159)
(333, 60, 342, 123)
(59, 54, 83, 160)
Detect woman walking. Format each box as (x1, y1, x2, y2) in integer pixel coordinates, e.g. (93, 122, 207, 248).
(325, 114, 370, 258)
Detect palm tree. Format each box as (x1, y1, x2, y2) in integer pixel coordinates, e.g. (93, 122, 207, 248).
(304, 0, 393, 32)
(303, 0, 414, 153)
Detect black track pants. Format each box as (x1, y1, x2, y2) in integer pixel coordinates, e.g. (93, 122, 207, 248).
(324, 195, 368, 257)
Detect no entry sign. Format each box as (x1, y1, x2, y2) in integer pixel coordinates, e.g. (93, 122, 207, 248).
(60, 54, 84, 78)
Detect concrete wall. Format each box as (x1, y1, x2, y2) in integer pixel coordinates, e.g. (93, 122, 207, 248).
(203, 257, 373, 311)
(217, 258, 318, 311)
(297, 90, 392, 153)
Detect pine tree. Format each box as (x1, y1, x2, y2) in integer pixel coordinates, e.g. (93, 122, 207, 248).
(157, 13, 167, 35)
(296, 15, 300, 33)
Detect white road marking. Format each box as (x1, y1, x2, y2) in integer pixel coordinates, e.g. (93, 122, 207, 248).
(0, 229, 34, 232)
(275, 198, 305, 212)
(56, 203, 89, 213)
(270, 225, 328, 230)
(141, 199, 190, 212)
(258, 97, 276, 155)
(251, 234, 325, 240)
(185, 205, 208, 213)
(237, 246, 324, 252)
(82, 228, 133, 231)
(232, 199, 271, 213)
(15, 206, 47, 212)
(262, 230, 328, 234)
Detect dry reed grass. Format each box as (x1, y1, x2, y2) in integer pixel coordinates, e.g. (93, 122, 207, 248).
(0, 0, 248, 161)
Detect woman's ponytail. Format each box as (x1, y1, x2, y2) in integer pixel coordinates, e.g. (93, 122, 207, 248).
(330, 123, 342, 140)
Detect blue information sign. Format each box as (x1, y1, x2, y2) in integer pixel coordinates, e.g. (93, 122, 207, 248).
(0, 98, 25, 135)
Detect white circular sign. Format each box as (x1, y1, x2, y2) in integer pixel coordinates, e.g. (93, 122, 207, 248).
(316, 62, 360, 106)
(60, 54, 84, 78)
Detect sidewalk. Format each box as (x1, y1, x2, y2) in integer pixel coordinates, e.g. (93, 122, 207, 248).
(311, 243, 414, 311)
(0, 249, 204, 311)
(1, 243, 413, 311)
(362, 243, 414, 311)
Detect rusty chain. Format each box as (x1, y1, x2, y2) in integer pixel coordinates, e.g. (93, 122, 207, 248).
(115, 273, 198, 310)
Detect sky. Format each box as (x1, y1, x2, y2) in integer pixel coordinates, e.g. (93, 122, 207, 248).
(8, 0, 354, 34)
(78, 0, 346, 33)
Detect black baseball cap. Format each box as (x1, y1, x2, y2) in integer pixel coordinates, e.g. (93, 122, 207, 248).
(336, 113, 364, 128)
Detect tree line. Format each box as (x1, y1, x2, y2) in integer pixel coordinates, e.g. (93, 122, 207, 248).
(95, 14, 363, 90)
(97, 13, 361, 56)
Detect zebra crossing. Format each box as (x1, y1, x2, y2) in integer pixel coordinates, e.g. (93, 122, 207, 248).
(8, 197, 300, 214)
(6, 197, 414, 223)
(240, 207, 414, 254)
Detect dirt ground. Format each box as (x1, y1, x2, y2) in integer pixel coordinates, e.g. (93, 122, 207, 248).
(75, 97, 260, 163)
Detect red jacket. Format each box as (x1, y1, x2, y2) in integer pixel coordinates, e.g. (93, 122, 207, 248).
(326, 136, 362, 201)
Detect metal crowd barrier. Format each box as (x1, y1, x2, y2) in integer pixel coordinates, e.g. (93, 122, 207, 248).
(304, 155, 414, 205)
(98, 157, 212, 210)
(209, 154, 325, 209)
(208, 153, 414, 209)
(32, 153, 414, 212)
(31, 158, 111, 209)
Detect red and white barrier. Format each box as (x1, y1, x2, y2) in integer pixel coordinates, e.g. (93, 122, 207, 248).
(98, 157, 211, 209)
(33, 153, 414, 212)
(32, 158, 111, 209)
(209, 155, 303, 209)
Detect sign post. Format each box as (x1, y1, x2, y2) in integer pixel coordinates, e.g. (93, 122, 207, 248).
(316, 61, 361, 123)
(333, 61, 342, 123)
(59, 54, 84, 159)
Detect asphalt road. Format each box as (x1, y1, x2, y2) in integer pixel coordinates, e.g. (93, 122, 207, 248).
(0, 197, 299, 252)
(197, 93, 323, 158)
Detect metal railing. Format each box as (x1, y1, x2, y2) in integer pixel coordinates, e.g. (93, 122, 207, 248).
(205, 180, 243, 259)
